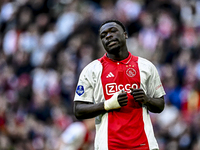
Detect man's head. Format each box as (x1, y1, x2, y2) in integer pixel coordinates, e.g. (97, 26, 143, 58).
(99, 20, 128, 55)
(100, 20, 127, 33)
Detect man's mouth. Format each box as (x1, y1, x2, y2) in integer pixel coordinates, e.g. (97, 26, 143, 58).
(107, 40, 118, 47)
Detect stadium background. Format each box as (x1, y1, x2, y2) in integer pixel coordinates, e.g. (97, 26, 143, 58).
(0, 0, 200, 149)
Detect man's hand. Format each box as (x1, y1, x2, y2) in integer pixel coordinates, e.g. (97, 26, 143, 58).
(130, 87, 165, 113)
(104, 90, 128, 111)
(130, 88, 149, 105)
(117, 90, 128, 106)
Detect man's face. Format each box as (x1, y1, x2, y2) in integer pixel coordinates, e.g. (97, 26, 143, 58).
(99, 22, 127, 54)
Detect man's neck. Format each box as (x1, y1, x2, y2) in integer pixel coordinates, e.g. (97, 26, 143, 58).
(107, 50, 129, 61)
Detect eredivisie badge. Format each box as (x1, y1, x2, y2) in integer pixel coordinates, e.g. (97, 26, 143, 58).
(76, 85, 84, 96)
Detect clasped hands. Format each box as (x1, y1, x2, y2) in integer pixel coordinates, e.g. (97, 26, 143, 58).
(104, 88, 150, 111)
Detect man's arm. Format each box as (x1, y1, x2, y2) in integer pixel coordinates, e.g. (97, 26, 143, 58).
(130, 88, 165, 113)
(74, 101, 106, 120)
(74, 91, 128, 120)
(143, 96, 164, 113)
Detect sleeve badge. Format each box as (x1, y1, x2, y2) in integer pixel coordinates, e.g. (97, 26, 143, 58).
(76, 85, 84, 96)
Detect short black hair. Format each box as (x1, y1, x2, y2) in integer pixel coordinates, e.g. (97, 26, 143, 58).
(99, 20, 126, 32)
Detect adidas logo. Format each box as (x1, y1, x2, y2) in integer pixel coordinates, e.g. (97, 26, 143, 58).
(106, 72, 114, 78)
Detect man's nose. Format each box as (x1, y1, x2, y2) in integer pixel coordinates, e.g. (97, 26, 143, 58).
(106, 32, 113, 39)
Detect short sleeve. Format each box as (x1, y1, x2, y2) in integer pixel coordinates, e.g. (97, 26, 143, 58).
(74, 60, 101, 103)
(147, 63, 166, 98)
(138, 57, 165, 98)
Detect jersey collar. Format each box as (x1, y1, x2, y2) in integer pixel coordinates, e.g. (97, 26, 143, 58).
(104, 52, 133, 65)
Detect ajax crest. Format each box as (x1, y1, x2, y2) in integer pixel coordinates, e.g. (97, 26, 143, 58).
(126, 68, 136, 77)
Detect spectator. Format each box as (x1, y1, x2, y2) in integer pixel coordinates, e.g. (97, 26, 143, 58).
(0, 0, 200, 149)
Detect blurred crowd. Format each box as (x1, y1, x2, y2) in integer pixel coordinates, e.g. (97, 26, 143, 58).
(0, 0, 200, 150)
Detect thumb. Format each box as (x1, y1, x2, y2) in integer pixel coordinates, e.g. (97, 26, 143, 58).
(129, 87, 134, 92)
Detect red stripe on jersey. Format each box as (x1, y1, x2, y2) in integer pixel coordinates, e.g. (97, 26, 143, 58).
(99, 52, 149, 150)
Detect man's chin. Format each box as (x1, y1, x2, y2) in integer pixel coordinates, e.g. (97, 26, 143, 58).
(107, 45, 120, 53)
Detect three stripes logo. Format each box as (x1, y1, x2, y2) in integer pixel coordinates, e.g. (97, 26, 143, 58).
(106, 72, 114, 78)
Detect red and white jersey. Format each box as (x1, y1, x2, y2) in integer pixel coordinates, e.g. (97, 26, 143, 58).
(74, 52, 165, 150)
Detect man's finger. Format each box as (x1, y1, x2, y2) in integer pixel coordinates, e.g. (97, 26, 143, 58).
(131, 88, 143, 91)
(129, 87, 134, 91)
(133, 95, 144, 99)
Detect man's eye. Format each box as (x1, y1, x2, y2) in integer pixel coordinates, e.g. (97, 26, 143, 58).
(101, 34, 105, 38)
(111, 29, 117, 32)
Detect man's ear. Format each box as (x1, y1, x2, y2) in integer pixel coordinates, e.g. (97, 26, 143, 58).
(124, 32, 128, 39)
